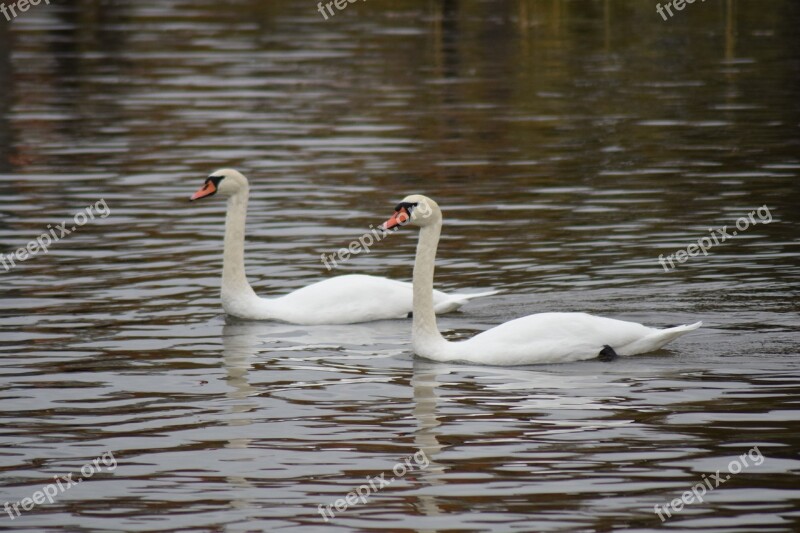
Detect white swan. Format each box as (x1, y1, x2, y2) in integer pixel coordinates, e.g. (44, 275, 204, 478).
(189, 170, 498, 324)
(379, 195, 702, 365)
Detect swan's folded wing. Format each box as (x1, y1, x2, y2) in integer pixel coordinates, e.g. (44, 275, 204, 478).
(441, 312, 658, 365)
(470, 312, 653, 345)
(273, 274, 414, 324)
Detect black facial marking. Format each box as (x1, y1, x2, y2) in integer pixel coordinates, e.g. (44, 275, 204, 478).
(394, 201, 419, 213)
(207, 175, 224, 187)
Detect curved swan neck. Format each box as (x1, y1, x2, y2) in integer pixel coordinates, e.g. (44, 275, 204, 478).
(222, 189, 257, 299)
(412, 220, 447, 350)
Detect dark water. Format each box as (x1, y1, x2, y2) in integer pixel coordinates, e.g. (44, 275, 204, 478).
(1, 1, 799, 531)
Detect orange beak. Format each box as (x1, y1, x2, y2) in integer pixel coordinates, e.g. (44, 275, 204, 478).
(190, 180, 217, 201)
(379, 207, 411, 231)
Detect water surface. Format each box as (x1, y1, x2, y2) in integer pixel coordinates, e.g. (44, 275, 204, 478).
(1, 1, 799, 531)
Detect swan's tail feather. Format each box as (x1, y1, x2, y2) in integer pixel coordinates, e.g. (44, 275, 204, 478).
(433, 289, 501, 314)
(453, 289, 503, 301)
(623, 321, 702, 355)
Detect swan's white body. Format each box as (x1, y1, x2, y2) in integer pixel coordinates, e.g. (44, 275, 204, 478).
(222, 272, 496, 325)
(191, 170, 497, 325)
(385, 195, 701, 366)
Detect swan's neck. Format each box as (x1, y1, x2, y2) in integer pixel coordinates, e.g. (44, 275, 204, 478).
(412, 222, 447, 353)
(222, 191, 258, 301)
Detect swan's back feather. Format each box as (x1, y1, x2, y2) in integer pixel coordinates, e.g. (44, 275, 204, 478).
(421, 313, 701, 365)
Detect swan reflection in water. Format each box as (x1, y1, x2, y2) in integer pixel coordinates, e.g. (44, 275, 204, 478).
(407, 357, 642, 523)
(218, 317, 638, 522)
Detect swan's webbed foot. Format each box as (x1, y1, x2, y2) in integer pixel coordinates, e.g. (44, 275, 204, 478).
(598, 345, 618, 362)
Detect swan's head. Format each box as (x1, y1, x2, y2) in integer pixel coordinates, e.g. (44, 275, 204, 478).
(379, 194, 441, 230)
(190, 169, 249, 201)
